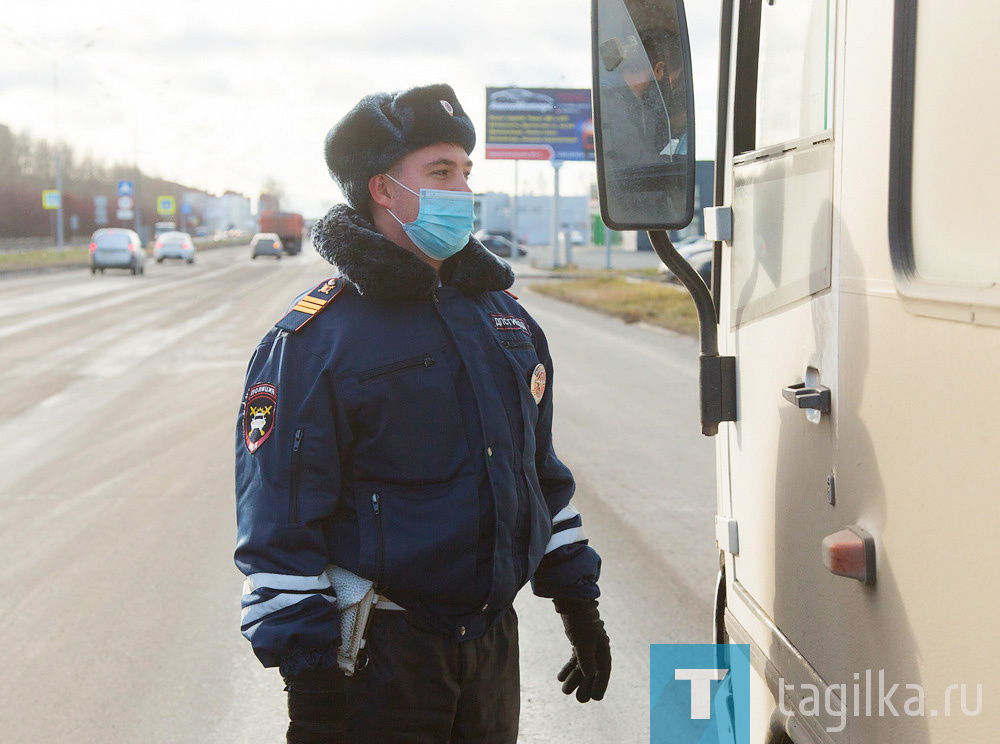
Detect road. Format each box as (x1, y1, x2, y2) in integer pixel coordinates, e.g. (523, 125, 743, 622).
(0, 242, 715, 743)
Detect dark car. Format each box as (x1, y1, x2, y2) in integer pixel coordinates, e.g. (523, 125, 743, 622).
(250, 232, 283, 259)
(476, 233, 527, 259)
(658, 238, 713, 285)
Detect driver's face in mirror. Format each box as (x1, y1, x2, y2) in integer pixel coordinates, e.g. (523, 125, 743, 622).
(632, 32, 683, 118)
(613, 28, 686, 159)
(621, 46, 667, 99)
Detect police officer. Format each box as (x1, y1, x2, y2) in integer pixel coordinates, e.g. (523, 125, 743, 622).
(235, 83, 612, 744)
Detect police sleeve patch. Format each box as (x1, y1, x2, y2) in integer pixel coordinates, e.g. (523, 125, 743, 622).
(244, 382, 277, 453)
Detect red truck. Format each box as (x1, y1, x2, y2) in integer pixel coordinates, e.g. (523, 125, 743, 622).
(259, 211, 305, 255)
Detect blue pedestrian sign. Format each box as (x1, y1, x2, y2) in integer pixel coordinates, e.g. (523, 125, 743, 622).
(180, 202, 192, 215)
(118, 180, 134, 197)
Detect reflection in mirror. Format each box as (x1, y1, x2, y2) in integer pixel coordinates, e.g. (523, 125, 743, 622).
(600, 38, 626, 71)
(594, 0, 695, 229)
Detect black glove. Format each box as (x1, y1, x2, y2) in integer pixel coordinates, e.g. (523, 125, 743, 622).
(284, 666, 348, 744)
(553, 597, 612, 703)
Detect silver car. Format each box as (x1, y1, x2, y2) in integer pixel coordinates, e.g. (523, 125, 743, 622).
(89, 228, 146, 275)
(154, 231, 196, 264)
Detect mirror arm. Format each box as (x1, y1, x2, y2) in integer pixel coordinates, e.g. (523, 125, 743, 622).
(648, 229, 736, 436)
(649, 229, 718, 353)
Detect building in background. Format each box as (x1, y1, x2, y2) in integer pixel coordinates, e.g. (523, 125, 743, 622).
(258, 192, 280, 215)
(179, 189, 253, 233)
(475, 161, 713, 249)
(221, 191, 252, 231)
(474, 192, 590, 245)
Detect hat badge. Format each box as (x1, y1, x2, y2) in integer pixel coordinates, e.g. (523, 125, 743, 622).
(439, 100, 454, 116)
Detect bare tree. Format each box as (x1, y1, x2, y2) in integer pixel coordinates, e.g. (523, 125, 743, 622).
(261, 176, 284, 210)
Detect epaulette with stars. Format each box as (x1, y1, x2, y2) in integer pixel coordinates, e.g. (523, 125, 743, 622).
(275, 277, 344, 333)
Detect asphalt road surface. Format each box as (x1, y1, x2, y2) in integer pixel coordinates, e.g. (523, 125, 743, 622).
(0, 242, 715, 743)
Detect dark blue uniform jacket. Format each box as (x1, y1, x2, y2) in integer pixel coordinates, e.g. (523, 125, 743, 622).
(235, 205, 601, 678)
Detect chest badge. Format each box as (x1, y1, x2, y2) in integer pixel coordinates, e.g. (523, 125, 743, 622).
(530, 363, 546, 405)
(244, 382, 277, 453)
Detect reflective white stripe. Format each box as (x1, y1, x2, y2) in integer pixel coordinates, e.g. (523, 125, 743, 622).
(544, 525, 588, 554)
(552, 504, 580, 524)
(241, 592, 335, 627)
(244, 572, 332, 593)
(375, 595, 406, 611)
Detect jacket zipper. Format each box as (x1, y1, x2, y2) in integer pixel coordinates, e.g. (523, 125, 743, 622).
(371, 493, 385, 587)
(357, 355, 436, 384)
(289, 428, 305, 524)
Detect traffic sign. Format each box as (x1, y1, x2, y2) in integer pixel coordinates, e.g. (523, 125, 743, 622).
(42, 189, 61, 210)
(118, 180, 134, 197)
(180, 202, 192, 215)
(156, 196, 176, 216)
(118, 196, 134, 210)
(117, 209, 134, 220)
(94, 195, 108, 225)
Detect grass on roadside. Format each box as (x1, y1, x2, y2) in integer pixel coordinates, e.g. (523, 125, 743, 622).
(0, 248, 89, 272)
(529, 274, 699, 336)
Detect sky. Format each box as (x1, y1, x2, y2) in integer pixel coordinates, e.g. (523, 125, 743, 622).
(0, 0, 720, 218)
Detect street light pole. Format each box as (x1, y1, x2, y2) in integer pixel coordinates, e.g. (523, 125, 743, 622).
(1, 24, 104, 250)
(550, 160, 563, 268)
(95, 76, 169, 243)
(52, 60, 64, 250)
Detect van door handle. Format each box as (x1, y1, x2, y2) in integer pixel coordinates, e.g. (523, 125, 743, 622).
(782, 383, 831, 413)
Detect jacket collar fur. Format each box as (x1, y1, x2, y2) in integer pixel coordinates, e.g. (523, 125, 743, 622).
(312, 204, 515, 303)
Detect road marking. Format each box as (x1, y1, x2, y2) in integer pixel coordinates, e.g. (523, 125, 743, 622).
(0, 262, 244, 340)
(79, 304, 230, 378)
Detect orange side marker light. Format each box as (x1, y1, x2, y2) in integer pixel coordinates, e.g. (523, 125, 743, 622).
(822, 526, 876, 586)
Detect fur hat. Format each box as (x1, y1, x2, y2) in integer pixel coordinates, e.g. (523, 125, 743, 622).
(323, 83, 476, 215)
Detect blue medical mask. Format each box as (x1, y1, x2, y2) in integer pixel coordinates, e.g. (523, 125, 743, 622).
(384, 174, 475, 261)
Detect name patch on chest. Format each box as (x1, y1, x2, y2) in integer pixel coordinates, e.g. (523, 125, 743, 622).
(490, 314, 531, 335)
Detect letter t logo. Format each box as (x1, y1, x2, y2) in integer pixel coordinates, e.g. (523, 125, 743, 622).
(675, 668, 728, 719)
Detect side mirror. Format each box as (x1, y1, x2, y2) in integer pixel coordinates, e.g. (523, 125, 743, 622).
(592, 0, 696, 230)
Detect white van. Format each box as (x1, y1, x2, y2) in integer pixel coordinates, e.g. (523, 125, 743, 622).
(593, 0, 996, 740)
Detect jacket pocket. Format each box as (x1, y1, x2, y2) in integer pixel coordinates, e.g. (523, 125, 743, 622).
(499, 339, 534, 351)
(357, 354, 436, 384)
(339, 349, 473, 486)
(289, 427, 305, 524)
(494, 336, 541, 428)
(354, 477, 480, 605)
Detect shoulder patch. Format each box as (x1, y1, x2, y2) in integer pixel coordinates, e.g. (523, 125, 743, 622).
(244, 382, 277, 453)
(503, 289, 519, 300)
(276, 277, 344, 333)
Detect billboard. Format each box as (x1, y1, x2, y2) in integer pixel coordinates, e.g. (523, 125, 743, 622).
(485, 87, 594, 162)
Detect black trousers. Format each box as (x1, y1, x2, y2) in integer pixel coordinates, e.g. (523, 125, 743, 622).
(337, 606, 520, 743)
